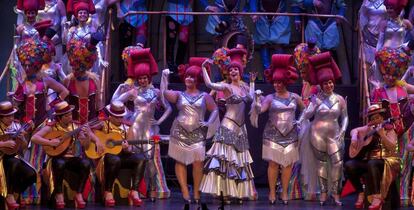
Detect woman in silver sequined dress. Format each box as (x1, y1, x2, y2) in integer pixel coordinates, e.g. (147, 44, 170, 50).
(200, 48, 257, 203)
(161, 57, 219, 203)
(299, 52, 348, 206)
(251, 54, 304, 204)
(114, 48, 172, 200)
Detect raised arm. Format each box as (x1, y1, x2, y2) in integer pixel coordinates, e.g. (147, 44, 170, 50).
(155, 89, 172, 125)
(160, 69, 179, 104)
(202, 61, 229, 92)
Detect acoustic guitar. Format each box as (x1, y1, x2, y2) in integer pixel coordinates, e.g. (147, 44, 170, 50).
(43, 120, 98, 156)
(85, 131, 170, 159)
(85, 130, 124, 159)
(0, 122, 31, 155)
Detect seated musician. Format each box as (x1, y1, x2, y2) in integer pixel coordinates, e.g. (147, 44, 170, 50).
(31, 101, 103, 209)
(0, 101, 36, 210)
(344, 104, 400, 210)
(95, 101, 146, 207)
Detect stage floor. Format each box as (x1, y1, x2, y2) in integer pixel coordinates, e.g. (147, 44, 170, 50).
(23, 188, 413, 210)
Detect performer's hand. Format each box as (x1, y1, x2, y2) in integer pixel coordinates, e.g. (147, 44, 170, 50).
(1, 140, 16, 149)
(377, 127, 386, 137)
(121, 140, 129, 150)
(150, 119, 160, 126)
(199, 121, 210, 127)
(96, 141, 105, 155)
(249, 72, 258, 83)
(295, 21, 302, 31)
(251, 15, 259, 23)
(99, 59, 109, 68)
(48, 138, 61, 147)
(206, 6, 220, 12)
(162, 69, 171, 76)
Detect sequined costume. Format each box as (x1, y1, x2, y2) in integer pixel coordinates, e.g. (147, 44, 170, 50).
(359, 0, 387, 63)
(168, 91, 210, 165)
(293, 0, 346, 50)
(199, 48, 257, 199)
(128, 87, 172, 198)
(262, 93, 300, 166)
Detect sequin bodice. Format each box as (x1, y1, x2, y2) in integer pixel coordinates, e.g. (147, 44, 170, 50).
(269, 93, 297, 136)
(176, 92, 207, 132)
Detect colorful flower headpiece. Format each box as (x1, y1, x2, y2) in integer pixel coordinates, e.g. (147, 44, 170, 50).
(17, 38, 49, 71)
(211, 47, 231, 70)
(122, 45, 143, 65)
(293, 43, 321, 74)
(375, 47, 410, 78)
(67, 39, 97, 71)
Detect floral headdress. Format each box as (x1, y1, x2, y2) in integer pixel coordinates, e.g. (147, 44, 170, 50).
(17, 38, 49, 72)
(375, 47, 410, 79)
(67, 39, 97, 71)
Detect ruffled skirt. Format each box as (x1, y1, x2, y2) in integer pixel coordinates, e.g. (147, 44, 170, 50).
(168, 136, 205, 166)
(200, 127, 257, 199)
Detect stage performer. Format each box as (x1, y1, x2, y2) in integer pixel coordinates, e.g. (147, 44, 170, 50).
(166, 0, 193, 74)
(249, 0, 291, 71)
(376, 0, 411, 51)
(0, 101, 36, 210)
(63, 16, 103, 124)
(37, 0, 67, 63)
(359, 0, 387, 65)
(11, 37, 69, 205)
(250, 54, 304, 204)
(299, 52, 348, 206)
(293, 0, 346, 51)
(161, 57, 219, 203)
(372, 46, 414, 204)
(31, 101, 102, 209)
(15, 0, 45, 42)
(93, 101, 146, 207)
(199, 48, 257, 204)
(116, 48, 172, 200)
(65, 0, 108, 74)
(345, 104, 400, 210)
(36, 23, 67, 105)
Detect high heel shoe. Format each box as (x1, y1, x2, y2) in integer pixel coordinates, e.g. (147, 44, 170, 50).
(355, 193, 365, 209)
(6, 200, 20, 210)
(281, 194, 289, 205)
(149, 191, 156, 202)
(128, 191, 143, 206)
(182, 196, 192, 204)
(74, 195, 86, 209)
(104, 192, 115, 207)
(332, 195, 343, 206)
(368, 198, 383, 210)
(268, 199, 276, 205)
(319, 193, 327, 206)
(55, 198, 65, 210)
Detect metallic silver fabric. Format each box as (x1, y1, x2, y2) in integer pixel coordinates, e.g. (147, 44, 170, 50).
(168, 91, 208, 164)
(263, 93, 298, 147)
(360, 0, 386, 63)
(38, 0, 61, 31)
(306, 93, 347, 194)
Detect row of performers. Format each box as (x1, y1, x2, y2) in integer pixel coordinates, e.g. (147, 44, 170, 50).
(13, 0, 351, 79)
(4, 32, 414, 209)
